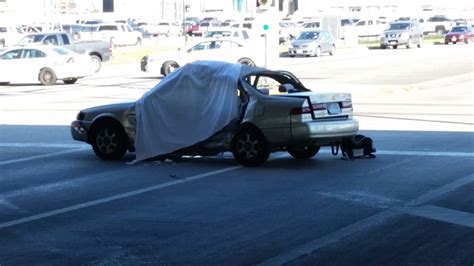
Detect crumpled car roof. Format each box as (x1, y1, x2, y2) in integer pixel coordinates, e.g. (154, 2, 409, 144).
(134, 60, 246, 161)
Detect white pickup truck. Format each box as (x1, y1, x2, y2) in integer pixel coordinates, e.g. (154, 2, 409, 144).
(17, 32, 112, 73)
(96, 23, 143, 47)
(421, 15, 454, 35)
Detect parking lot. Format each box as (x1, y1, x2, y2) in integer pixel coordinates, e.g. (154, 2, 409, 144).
(1, 43, 473, 265)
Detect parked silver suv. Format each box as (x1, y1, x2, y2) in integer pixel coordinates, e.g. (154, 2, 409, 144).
(380, 21, 423, 49)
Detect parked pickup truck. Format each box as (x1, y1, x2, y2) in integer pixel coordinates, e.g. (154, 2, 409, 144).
(17, 32, 112, 73)
(421, 15, 454, 35)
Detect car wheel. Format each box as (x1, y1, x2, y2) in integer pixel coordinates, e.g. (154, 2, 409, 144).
(39, 68, 57, 85)
(436, 27, 445, 35)
(314, 46, 321, 57)
(90, 55, 102, 73)
(289, 55, 295, 58)
(445, 41, 449, 45)
(406, 38, 412, 49)
(380, 44, 387, 49)
(63, 78, 78, 84)
(136, 37, 142, 46)
(329, 45, 336, 55)
(417, 38, 423, 48)
(393, 45, 398, 49)
(237, 58, 256, 66)
(162, 61, 179, 76)
(232, 127, 269, 167)
(288, 145, 321, 160)
(91, 121, 127, 160)
(453, 41, 457, 44)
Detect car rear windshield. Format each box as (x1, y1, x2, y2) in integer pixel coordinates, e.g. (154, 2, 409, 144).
(297, 31, 319, 40)
(451, 26, 468, 32)
(388, 23, 409, 30)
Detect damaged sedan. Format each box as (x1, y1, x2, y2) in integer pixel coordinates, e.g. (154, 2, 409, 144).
(71, 61, 358, 166)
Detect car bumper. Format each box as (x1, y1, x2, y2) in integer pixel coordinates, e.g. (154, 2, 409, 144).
(445, 35, 466, 43)
(291, 118, 359, 145)
(71, 120, 92, 143)
(381, 37, 409, 46)
(288, 47, 315, 55)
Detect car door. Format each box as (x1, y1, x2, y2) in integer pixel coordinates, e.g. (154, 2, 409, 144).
(318, 32, 329, 53)
(0, 49, 24, 82)
(22, 48, 49, 82)
(186, 40, 224, 63)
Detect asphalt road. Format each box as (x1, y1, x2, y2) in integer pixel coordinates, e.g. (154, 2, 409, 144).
(0, 43, 473, 265)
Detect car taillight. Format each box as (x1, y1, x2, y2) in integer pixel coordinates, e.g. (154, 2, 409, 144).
(290, 103, 326, 115)
(340, 101, 352, 109)
(312, 103, 326, 111)
(290, 106, 312, 115)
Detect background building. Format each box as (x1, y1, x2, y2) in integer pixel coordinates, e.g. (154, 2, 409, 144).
(0, 0, 473, 23)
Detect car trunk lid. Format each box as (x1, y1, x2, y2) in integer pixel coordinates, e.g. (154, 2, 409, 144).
(281, 92, 353, 121)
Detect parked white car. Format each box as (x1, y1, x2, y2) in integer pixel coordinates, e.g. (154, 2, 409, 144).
(96, 23, 143, 46)
(0, 45, 95, 85)
(155, 21, 182, 36)
(140, 38, 264, 77)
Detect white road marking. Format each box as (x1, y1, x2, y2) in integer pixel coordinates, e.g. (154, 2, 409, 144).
(0, 199, 27, 213)
(396, 205, 474, 229)
(319, 149, 474, 158)
(259, 172, 474, 265)
(0, 165, 242, 230)
(0, 148, 88, 166)
(0, 143, 87, 148)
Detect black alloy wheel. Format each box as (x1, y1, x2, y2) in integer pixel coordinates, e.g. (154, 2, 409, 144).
(91, 121, 127, 160)
(232, 128, 269, 166)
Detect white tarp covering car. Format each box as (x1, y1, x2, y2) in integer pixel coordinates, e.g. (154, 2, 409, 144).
(71, 60, 359, 166)
(134, 61, 242, 161)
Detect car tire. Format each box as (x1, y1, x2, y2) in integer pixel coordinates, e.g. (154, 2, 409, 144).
(445, 41, 449, 45)
(232, 127, 269, 167)
(314, 46, 321, 57)
(417, 38, 423, 48)
(91, 120, 127, 160)
(39, 68, 57, 85)
(63, 78, 78, 84)
(237, 58, 256, 66)
(90, 55, 102, 73)
(289, 55, 295, 58)
(329, 45, 336, 55)
(406, 38, 412, 49)
(288, 145, 321, 160)
(136, 37, 142, 46)
(393, 45, 398, 49)
(162, 61, 179, 76)
(380, 44, 387, 49)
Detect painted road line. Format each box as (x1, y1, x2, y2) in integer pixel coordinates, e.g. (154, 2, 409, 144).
(0, 165, 242, 230)
(258, 172, 474, 265)
(396, 205, 474, 229)
(258, 210, 400, 266)
(0, 148, 88, 166)
(0, 154, 294, 229)
(0, 143, 87, 148)
(319, 149, 474, 158)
